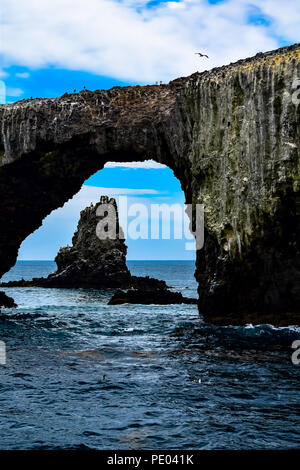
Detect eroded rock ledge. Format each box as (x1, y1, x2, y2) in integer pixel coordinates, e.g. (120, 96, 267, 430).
(0, 44, 299, 323)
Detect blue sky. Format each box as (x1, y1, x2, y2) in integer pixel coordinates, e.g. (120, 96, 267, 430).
(1, 0, 298, 260)
(1, 0, 298, 100)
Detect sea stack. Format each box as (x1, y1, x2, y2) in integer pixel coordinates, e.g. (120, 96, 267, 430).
(49, 196, 131, 288)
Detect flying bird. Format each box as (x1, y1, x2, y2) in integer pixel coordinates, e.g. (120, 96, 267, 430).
(195, 52, 209, 58)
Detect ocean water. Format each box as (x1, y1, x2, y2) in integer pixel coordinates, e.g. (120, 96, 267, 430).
(0, 260, 299, 450)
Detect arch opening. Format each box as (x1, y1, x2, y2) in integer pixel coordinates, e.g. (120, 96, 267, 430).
(1, 159, 197, 300)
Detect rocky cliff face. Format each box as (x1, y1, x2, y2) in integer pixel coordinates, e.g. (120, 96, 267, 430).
(185, 48, 300, 322)
(0, 44, 299, 323)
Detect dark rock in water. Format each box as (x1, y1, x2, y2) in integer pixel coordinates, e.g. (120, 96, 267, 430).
(1, 197, 167, 291)
(206, 311, 300, 327)
(108, 289, 197, 305)
(124, 276, 167, 291)
(0, 278, 32, 288)
(0, 291, 17, 308)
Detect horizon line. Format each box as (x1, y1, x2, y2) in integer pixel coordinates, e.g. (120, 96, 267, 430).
(16, 259, 196, 262)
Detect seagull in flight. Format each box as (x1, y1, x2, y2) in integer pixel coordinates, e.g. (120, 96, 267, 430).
(195, 52, 209, 58)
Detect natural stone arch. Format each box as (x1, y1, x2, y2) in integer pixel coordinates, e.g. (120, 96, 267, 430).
(0, 82, 192, 278)
(0, 44, 299, 323)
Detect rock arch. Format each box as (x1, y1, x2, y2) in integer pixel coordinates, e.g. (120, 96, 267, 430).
(0, 44, 299, 323)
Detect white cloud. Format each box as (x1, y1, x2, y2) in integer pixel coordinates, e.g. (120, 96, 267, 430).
(6, 87, 23, 97)
(0, 0, 298, 83)
(51, 184, 161, 219)
(15, 72, 30, 78)
(104, 160, 167, 169)
(167, 1, 186, 10)
(0, 70, 8, 79)
(80, 184, 160, 198)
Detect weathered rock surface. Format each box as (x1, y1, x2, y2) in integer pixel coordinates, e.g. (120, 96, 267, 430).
(47, 196, 131, 288)
(0, 291, 17, 308)
(108, 289, 197, 305)
(0, 44, 299, 324)
(1, 196, 167, 290)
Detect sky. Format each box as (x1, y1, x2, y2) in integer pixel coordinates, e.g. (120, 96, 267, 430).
(18, 163, 198, 260)
(1, 0, 299, 260)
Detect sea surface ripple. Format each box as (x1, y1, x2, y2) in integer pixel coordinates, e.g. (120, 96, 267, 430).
(0, 261, 299, 450)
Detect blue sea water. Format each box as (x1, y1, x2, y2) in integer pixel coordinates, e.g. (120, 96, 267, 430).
(0, 260, 299, 450)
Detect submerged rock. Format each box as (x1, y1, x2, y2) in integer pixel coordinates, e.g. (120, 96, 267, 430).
(108, 289, 197, 305)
